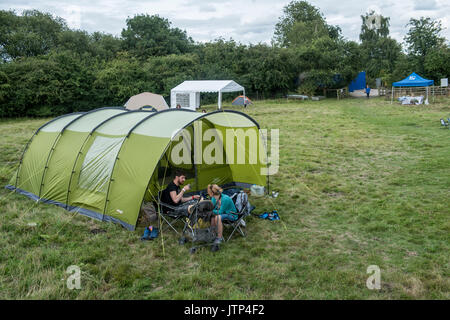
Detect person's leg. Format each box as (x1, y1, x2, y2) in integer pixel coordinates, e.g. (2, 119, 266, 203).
(211, 215, 222, 236)
(174, 200, 196, 216)
(211, 215, 217, 228)
(216, 215, 223, 239)
(212, 215, 224, 244)
(216, 214, 237, 241)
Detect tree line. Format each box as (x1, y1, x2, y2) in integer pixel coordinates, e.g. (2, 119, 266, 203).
(0, 1, 448, 117)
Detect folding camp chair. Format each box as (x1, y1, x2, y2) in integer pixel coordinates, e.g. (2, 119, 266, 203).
(440, 119, 449, 128)
(222, 191, 250, 242)
(154, 191, 190, 235)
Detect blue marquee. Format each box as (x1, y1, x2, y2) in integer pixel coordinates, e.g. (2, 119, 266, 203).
(392, 73, 434, 87)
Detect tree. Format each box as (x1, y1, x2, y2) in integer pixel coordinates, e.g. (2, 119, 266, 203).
(404, 17, 446, 75)
(90, 32, 123, 61)
(273, 0, 336, 47)
(359, 11, 402, 79)
(272, 1, 359, 95)
(405, 17, 445, 58)
(144, 53, 200, 96)
(0, 10, 67, 61)
(295, 37, 362, 94)
(424, 45, 450, 81)
(0, 50, 97, 117)
(121, 14, 194, 59)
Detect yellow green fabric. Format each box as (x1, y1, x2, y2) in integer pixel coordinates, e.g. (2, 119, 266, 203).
(8, 109, 268, 231)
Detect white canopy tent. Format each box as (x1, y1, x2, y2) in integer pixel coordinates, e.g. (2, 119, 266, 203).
(170, 80, 245, 110)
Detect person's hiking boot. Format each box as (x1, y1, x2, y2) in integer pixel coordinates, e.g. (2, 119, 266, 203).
(213, 237, 224, 245)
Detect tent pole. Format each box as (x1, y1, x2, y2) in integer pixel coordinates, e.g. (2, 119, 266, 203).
(193, 122, 198, 191)
(218, 91, 222, 110)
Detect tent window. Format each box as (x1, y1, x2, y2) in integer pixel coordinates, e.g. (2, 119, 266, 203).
(176, 93, 189, 108)
(78, 136, 125, 193)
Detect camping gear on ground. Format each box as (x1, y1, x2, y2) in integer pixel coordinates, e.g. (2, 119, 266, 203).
(398, 96, 425, 105)
(286, 95, 308, 100)
(250, 184, 265, 197)
(124, 92, 169, 111)
(257, 210, 280, 221)
(223, 187, 255, 216)
(141, 225, 159, 240)
(175, 198, 219, 253)
(5, 108, 268, 231)
(232, 95, 253, 106)
(138, 202, 157, 227)
(176, 189, 252, 252)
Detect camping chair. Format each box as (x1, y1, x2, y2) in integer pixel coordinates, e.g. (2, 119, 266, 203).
(154, 191, 190, 235)
(222, 191, 250, 242)
(440, 119, 449, 128)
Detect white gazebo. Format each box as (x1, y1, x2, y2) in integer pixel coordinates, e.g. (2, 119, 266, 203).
(170, 80, 245, 110)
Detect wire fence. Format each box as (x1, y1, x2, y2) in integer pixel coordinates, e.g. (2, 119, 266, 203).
(382, 86, 449, 103)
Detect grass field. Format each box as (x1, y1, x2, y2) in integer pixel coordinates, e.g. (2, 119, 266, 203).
(0, 97, 449, 299)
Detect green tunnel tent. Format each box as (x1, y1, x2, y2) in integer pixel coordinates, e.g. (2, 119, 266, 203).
(6, 107, 268, 230)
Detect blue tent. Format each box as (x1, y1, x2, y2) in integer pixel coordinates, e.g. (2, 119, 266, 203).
(393, 72, 434, 87)
(349, 71, 366, 92)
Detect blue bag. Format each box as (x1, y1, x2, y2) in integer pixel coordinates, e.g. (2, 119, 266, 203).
(141, 226, 159, 240)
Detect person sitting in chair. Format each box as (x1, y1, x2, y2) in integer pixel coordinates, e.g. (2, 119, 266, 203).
(207, 184, 237, 244)
(161, 170, 199, 214)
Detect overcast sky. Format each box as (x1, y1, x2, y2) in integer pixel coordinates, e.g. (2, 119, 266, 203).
(2, 0, 449, 45)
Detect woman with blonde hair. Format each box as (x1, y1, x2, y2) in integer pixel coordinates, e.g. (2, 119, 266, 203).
(207, 184, 237, 244)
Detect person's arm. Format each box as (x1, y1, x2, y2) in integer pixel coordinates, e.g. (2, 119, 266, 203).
(216, 197, 231, 216)
(170, 185, 198, 204)
(212, 198, 219, 215)
(169, 189, 184, 204)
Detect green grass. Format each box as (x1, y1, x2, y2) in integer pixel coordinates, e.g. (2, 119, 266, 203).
(0, 97, 449, 299)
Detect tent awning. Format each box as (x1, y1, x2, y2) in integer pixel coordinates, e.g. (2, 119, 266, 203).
(393, 72, 434, 87)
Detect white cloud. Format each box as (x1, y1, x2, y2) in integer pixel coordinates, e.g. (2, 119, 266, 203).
(413, 0, 437, 11)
